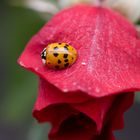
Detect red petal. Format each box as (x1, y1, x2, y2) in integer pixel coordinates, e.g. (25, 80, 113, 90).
(49, 113, 97, 140)
(33, 78, 134, 140)
(33, 78, 90, 123)
(107, 93, 134, 130)
(34, 78, 114, 129)
(95, 93, 134, 140)
(18, 5, 140, 97)
(47, 93, 133, 140)
(71, 96, 115, 133)
(92, 125, 115, 140)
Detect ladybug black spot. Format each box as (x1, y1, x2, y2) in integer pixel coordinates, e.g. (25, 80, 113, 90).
(54, 46, 59, 50)
(63, 54, 68, 58)
(64, 63, 69, 67)
(53, 53, 59, 57)
(64, 59, 69, 62)
(58, 59, 62, 64)
(64, 46, 69, 50)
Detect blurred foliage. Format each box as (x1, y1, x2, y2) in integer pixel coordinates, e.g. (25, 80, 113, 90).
(135, 93, 140, 102)
(0, 2, 45, 123)
(0, 1, 50, 139)
(27, 122, 51, 140)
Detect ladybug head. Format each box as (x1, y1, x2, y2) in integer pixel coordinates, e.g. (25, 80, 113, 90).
(41, 48, 47, 64)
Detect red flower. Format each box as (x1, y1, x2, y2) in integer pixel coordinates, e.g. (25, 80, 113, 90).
(18, 4, 140, 140)
(34, 78, 134, 140)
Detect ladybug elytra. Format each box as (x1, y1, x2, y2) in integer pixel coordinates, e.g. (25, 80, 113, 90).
(41, 43, 78, 69)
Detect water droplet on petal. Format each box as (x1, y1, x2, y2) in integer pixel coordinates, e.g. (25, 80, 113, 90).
(73, 82, 77, 86)
(63, 88, 68, 92)
(81, 62, 86, 65)
(95, 87, 100, 93)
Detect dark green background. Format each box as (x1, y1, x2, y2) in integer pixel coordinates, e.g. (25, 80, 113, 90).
(0, 0, 140, 140)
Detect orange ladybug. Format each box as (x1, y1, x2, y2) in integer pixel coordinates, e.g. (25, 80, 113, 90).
(41, 43, 78, 69)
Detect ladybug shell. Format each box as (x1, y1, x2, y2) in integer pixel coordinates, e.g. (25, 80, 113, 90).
(44, 43, 77, 69)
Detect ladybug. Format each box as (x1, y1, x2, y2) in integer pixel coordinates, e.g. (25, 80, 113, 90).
(41, 43, 78, 69)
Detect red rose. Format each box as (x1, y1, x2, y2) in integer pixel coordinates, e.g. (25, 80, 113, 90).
(18, 5, 140, 140)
